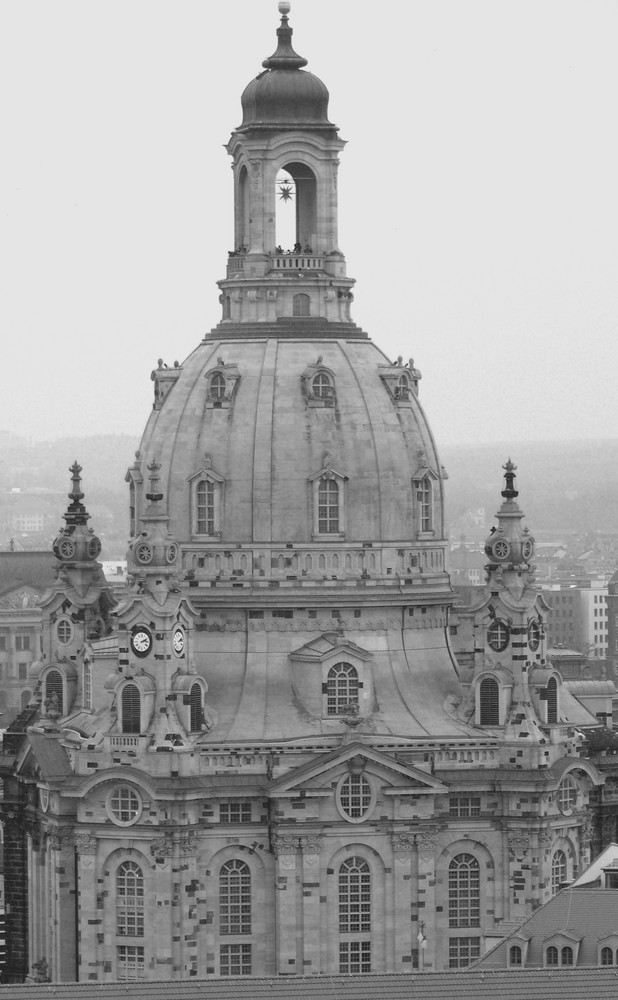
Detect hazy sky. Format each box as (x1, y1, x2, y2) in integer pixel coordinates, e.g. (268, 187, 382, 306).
(1, 0, 617, 448)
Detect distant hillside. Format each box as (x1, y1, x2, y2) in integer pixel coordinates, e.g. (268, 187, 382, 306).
(440, 440, 618, 534)
(2, 435, 617, 554)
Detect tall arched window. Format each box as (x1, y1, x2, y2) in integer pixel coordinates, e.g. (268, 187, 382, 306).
(414, 475, 434, 532)
(196, 480, 215, 535)
(326, 663, 359, 715)
(552, 850, 567, 893)
(547, 676, 558, 723)
(339, 856, 371, 974)
(561, 946, 573, 966)
(129, 480, 136, 537)
(83, 661, 92, 711)
(189, 683, 203, 732)
(116, 861, 144, 937)
(448, 854, 480, 927)
(396, 373, 410, 399)
(318, 477, 339, 533)
(222, 295, 231, 320)
(601, 947, 614, 965)
(121, 684, 141, 734)
(479, 677, 500, 725)
(293, 293, 310, 316)
(546, 945, 558, 966)
(45, 669, 64, 715)
(220, 860, 251, 936)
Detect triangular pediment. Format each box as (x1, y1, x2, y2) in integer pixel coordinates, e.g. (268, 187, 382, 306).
(269, 742, 448, 797)
(289, 633, 372, 664)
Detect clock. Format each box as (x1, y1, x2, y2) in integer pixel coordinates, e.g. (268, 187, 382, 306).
(131, 627, 152, 657)
(172, 627, 185, 655)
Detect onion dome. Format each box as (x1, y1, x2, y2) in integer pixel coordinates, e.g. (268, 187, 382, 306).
(238, 3, 334, 132)
(52, 462, 102, 564)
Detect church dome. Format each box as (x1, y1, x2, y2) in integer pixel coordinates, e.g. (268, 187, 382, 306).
(137, 337, 443, 553)
(238, 5, 333, 131)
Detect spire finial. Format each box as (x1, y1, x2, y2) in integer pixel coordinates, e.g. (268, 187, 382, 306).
(501, 458, 518, 500)
(146, 458, 164, 503)
(63, 461, 89, 526)
(263, 2, 308, 70)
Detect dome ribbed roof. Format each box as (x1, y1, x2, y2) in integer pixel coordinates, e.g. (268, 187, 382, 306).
(238, 10, 334, 131)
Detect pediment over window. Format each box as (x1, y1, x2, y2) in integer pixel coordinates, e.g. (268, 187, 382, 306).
(412, 464, 439, 482)
(268, 742, 449, 798)
(289, 633, 372, 664)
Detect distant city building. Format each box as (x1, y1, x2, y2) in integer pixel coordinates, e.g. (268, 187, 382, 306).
(543, 580, 609, 661)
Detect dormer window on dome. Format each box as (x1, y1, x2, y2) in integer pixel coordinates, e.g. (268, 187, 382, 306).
(379, 358, 422, 404)
(204, 359, 240, 409)
(302, 358, 336, 407)
(412, 463, 438, 537)
(309, 460, 347, 539)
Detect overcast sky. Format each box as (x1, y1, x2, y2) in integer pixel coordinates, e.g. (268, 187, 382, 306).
(1, 0, 617, 448)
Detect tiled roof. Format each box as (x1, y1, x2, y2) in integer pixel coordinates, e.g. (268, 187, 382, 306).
(27, 732, 73, 778)
(3, 968, 618, 999)
(0, 551, 56, 592)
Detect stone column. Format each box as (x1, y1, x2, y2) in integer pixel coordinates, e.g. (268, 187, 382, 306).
(272, 834, 299, 975)
(149, 835, 175, 979)
(415, 827, 438, 971)
(391, 833, 416, 971)
(75, 835, 100, 979)
(299, 835, 322, 975)
(49, 826, 77, 982)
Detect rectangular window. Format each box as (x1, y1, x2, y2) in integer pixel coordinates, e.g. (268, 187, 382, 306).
(0, 637, 5, 651)
(15, 635, 30, 652)
(83, 663, 92, 710)
(448, 936, 480, 968)
(18, 663, 28, 681)
(339, 941, 371, 974)
(318, 478, 339, 533)
(196, 480, 215, 535)
(117, 945, 145, 981)
(271, 609, 293, 619)
(449, 796, 481, 818)
(220, 943, 251, 976)
(219, 802, 252, 824)
(414, 477, 433, 532)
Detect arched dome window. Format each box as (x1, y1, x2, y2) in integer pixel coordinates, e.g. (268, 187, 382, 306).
(293, 293, 310, 317)
(395, 373, 410, 400)
(546, 676, 558, 723)
(189, 683, 203, 732)
(413, 473, 435, 534)
(552, 849, 567, 893)
(129, 480, 136, 537)
(312, 372, 332, 398)
(83, 660, 92, 711)
(326, 662, 359, 715)
(479, 677, 500, 725)
(197, 480, 215, 535)
(487, 620, 510, 652)
(45, 669, 64, 716)
(121, 684, 141, 734)
(318, 478, 339, 533)
(189, 467, 225, 538)
(210, 372, 227, 401)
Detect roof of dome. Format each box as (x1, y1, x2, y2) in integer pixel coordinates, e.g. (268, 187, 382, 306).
(238, 9, 334, 132)
(137, 336, 442, 546)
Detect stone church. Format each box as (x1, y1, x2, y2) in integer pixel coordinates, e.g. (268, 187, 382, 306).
(0, 3, 608, 984)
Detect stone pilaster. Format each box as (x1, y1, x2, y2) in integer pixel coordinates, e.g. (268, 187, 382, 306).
(75, 834, 99, 980)
(415, 827, 438, 971)
(391, 833, 417, 970)
(49, 826, 77, 982)
(272, 834, 299, 974)
(299, 835, 322, 974)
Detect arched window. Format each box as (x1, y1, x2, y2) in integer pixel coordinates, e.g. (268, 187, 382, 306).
(189, 683, 203, 733)
(546, 946, 558, 966)
(448, 854, 480, 927)
(396, 374, 410, 400)
(293, 293, 310, 316)
(210, 372, 226, 400)
(222, 295, 231, 320)
(509, 945, 522, 966)
(479, 677, 500, 725)
(220, 860, 251, 936)
(121, 684, 141, 734)
(312, 372, 332, 398)
(414, 475, 434, 532)
(601, 947, 614, 965)
(57, 619, 72, 645)
(326, 663, 359, 715)
(45, 670, 63, 715)
(552, 850, 567, 893)
(129, 480, 136, 537)
(116, 861, 144, 937)
(561, 946, 573, 966)
(338, 856, 371, 973)
(196, 480, 215, 535)
(83, 661, 92, 711)
(318, 477, 339, 533)
(547, 676, 558, 723)
(558, 776, 577, 814)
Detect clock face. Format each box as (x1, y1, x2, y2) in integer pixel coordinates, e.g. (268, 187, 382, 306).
(131, 627, 152, 657)
(172, 628, 185, 655)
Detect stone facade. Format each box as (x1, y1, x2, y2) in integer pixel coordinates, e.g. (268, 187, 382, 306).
(0, 6, 610, 985)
